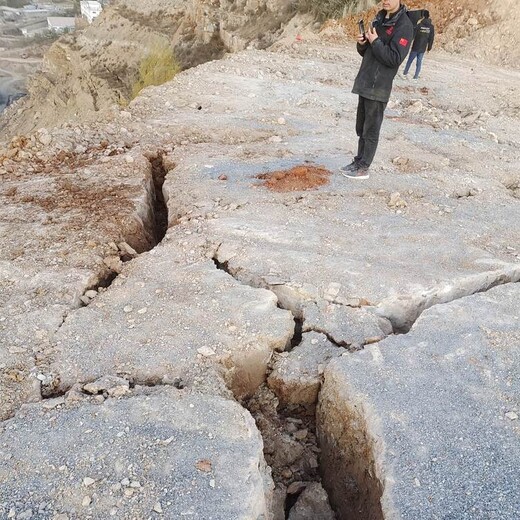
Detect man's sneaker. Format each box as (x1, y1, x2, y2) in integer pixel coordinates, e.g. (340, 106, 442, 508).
(338, 160, 359, 173)
(340, 165, 369, 180)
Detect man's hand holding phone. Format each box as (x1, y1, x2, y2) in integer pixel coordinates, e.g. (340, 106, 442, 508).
(366, 24, 379, 44)
(357, 20, 367, 45)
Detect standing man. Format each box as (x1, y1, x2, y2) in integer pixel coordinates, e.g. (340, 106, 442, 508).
(340, 1, 413, 179)
(403, 11, 435, 80)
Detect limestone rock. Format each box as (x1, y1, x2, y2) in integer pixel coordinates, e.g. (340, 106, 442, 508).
(268, 332, 341, 406)
(0, 388, 273, 520)
(288, 482, 335, 520)
(318, 284, 520, 519)
(52, 254, 294, 400)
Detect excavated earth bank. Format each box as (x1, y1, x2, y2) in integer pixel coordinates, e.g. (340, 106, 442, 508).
(1, 30, 520, 520)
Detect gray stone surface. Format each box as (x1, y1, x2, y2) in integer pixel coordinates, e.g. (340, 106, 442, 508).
(268, 332, 341, 406)
(288, 482, 335, 520)
(0, 31, 520, 519)
(50, 247, 294, 399)
(318, 283, 520, 519)
(0, 388, 273, 519)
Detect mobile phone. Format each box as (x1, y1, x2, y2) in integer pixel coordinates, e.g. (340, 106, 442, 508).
(358, 20, 366, 38)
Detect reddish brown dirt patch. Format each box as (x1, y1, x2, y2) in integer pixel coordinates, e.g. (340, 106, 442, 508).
(256, 165, 331, 192)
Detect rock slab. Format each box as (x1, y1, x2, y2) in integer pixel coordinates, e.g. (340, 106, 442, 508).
(318, 283, 520, 519)
(0, 388, 273, 519)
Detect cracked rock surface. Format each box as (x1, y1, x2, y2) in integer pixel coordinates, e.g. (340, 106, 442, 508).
(50, 245, 294, 399)
(318, 283, 520, 519)
(0, 387, 272, 519)
(0, 152, 156, 420)
(1, 31, 520, 518)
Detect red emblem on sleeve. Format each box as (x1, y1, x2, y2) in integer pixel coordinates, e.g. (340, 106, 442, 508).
(399, 38, 409, 46)
(386, 27, 394, 35)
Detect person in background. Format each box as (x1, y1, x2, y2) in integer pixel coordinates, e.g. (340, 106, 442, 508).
(403, 11, 435, 80)
(339, 0, 413, 180)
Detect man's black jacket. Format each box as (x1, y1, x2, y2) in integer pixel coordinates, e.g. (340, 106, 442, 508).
(352, 5, 414, 103)
(412, 18, 435, 53)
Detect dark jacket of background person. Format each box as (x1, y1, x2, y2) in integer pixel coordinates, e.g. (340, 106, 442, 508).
(412, 17, 435, 53)
(353, 5, 414, 103)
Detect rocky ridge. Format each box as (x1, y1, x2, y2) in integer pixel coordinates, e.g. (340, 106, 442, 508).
(0, 0, 298, 139)
(1, 9, 520, 520)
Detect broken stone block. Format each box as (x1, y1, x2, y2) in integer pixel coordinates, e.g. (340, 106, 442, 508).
(288, 482, 336, 520)
(268, 332, 341, 406)
(82, 374, 130, 397)
(317, 283, 520, 519)
(302, 301, 392, 349)
(0, 388, 273, 520)
(52, 255, 293, 400)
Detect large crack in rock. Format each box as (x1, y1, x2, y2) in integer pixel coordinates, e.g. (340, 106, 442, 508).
(0, 149, 176, 419)
(0, 140, 181, 415)
(379, 263, 520, 332)
(245, 385, 336, 520)
(241, 332, 346, 519)
(317, 283, 520, 519)
(317, 366, 385, 520)
(144, 150, 171, 246)
(212, 248, 393, 349)
(78, 149, 172, 310)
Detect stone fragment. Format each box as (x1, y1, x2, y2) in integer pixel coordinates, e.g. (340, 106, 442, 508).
(42, 396, 65, 410)
(287, 482, 335, 520)
(195, 459, 212, 472)
(287, 481, 307, 495)
(118, 242, 138, 257)
(388, 192, 407, 209)
(39, 134, 52, 146)
(83, 375, 130, 397)
(293, 429, 308, 441)
(197, 346, 216, 357)
(268, 333, 340, 406)
(103, 255, 123, 274)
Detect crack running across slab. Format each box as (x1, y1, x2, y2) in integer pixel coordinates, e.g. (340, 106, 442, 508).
(380, 264, 520, 333)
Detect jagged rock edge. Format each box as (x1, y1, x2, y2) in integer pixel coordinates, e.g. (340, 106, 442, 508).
(379, 263, 520, 332)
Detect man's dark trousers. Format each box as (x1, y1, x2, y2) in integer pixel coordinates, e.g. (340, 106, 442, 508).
(355, 96, 387, 167)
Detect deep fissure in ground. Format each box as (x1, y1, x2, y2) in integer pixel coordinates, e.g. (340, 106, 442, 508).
(245, 384, 336, 519)
(148, 151, 169, 245)
(78, 151, 171, 308)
